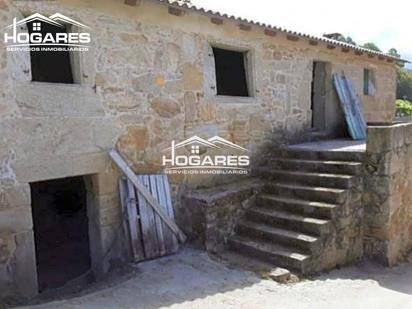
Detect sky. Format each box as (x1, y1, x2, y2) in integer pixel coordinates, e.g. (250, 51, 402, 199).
(193, 0, 411, 68)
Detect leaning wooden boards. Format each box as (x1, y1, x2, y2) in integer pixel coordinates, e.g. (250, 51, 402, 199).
(111, 149, 183, 262)
(333, 73, 367, 140)
(119, 175, 179, 261)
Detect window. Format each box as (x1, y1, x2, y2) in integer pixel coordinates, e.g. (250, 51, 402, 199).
(32, 22, 41, 31)
(191, 145, 200, 154)
(363, 69, 376, 96)
(212, 47, 250, 97)
(28, 21, 74, 84)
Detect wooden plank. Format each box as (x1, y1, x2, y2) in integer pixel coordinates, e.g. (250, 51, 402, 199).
(125, 0, 138, 6)
(343, 75, 367, 138)
(119, 178, 132, 260)
(333, 74, 364, 140)
(338, 74, 361, 138)
(149, 175, 166, 256)
(156, 175, 174, 254)
(126, 179, 145, 261)
(160, 175, 179, 253)
(333, 74, 358, 139)
(137, 175, 160, 259)
(341, 74, 366, 139)
(341, 75, 364, 139)
(109, 150, 186, 243)
(337, 73, 367, 140)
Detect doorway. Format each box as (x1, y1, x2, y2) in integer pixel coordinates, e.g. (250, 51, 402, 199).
(311, 61, 329, 130)
(30, 176, 91, 292)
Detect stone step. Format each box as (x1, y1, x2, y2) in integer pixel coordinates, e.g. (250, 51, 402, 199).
(217, 250, 292, 283)
(257, 194, 338, 219)
(278, 149, 365, 162)
(236, 220, 319, 251)
(228, 235, 311, 273)
(246, 207, 330, 235)
(266, 182, 347, 204)
(264, 158, 363, 175)
(259, 169, 355, 189)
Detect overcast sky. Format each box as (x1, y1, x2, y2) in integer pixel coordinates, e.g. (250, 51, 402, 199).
(193, 0, 411, 68)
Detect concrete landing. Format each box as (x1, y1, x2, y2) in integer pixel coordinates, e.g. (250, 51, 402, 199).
(289, 139, 366, 152)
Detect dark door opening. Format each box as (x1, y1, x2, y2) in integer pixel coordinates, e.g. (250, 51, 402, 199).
(30, 176, 91, 292)
(311, 61, 328, 130)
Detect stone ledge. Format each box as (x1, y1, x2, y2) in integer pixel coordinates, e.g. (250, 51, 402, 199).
(184, 179, 263, 204)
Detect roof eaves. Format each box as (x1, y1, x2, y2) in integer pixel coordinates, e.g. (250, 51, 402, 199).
(160, 0, 409, 64)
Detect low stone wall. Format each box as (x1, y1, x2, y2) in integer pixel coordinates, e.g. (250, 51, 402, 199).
(180, 180, 262, 252)
(364, 122, 412, 265)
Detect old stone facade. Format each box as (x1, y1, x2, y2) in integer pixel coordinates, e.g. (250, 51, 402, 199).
(0, 0, 400, 300)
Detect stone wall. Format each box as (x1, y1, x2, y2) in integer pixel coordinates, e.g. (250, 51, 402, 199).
(181, 180, 261, 252)
(0, 0, 398, 298)
(364, 123, 412, 266)
(314, 183, 364, 272)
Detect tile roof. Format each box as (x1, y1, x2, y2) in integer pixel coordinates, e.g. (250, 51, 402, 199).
(159, 0, 408, 63)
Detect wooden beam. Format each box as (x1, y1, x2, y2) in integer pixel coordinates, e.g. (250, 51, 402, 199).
(125, 0, 138, 6)
(238, 23, 251, 31)
(119, 178, 145, 261)
(109, 150, 187, 243)
(210, 17, 223, 25)
(168, 6, 184, 16)
(308, 39, 318, 46)
(286, 34, 299, 41)
(264, 29, 277, 37)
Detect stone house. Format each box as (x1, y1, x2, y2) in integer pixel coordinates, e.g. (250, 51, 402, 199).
(0, 0, 407, 300)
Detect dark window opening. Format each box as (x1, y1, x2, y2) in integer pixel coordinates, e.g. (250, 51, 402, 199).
(212, 47, 250, 97)
(30, 176, 91, 292)
(363, 69, 370, 95)
(363, 68, 375, 96)
(28, 21, 74, 83)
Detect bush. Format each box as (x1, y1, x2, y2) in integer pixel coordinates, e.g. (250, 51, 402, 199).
(397, 69, 412, 101)
(395, 99, 412, 117)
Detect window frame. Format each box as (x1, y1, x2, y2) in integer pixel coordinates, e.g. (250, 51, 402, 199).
(28, 21, 83, 85)
(210, 44, 256, 99)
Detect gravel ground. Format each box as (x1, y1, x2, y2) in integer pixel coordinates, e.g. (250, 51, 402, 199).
(17, 248, 412, 309)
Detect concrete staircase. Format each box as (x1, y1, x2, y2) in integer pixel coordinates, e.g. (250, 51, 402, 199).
(227, 148, 364, 275)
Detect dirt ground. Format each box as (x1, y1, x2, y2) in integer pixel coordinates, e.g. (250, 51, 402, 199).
(15, 248, 412, 309)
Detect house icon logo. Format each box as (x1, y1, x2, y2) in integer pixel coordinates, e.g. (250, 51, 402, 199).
(162, 136, 250, 175)
(3, 13, 91, 52)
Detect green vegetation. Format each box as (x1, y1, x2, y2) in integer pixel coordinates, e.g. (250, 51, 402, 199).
(361, 42, 381, 52)
(396, 99, 412, 117)
(397, 69, 412, 100)
(388, 48, 401, 58)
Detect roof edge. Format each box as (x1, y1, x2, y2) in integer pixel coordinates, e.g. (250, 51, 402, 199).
(158, 0, 409, 64)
